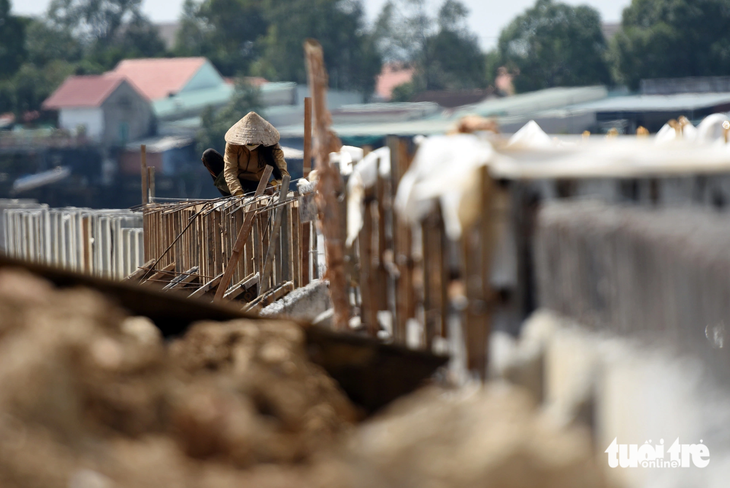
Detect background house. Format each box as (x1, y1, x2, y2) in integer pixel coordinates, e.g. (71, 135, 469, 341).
(42, 76, 154, 147)
(109, 57, 234, 124)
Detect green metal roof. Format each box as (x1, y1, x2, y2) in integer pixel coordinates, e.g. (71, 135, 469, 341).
(451, 86, 608, 119)
(153, 84, 234, 121)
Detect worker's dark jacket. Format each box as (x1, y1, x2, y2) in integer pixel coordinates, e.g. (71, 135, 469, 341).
(212, 172, 231, 197)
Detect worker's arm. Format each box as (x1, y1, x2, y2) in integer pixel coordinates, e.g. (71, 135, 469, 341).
(223, 143, 244, 197)
(271, 145, 290, 187)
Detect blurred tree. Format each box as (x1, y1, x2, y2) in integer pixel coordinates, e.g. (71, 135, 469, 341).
(390, 81, 417, 102)
(175, 0, 380, 95)
(611, 0, 730, 90)
(48, 0, 166, 70)
(173, 0, 212, 57)
(175, 0, 267, 77)
(254, 0, 380, 95)
(422, 0, 485, 90)
(496, 0, 611, 92)
(197, 80, 263, 154)
(374, 0, 432, 64)
(11, 60, 76, 115)
(85, 13, 167, 69)
(0, 0, 28, 80)
(48, 0, 140, 45)
(25, 19, 84, 66)
(374, 0, 485, 92)
(484, 50, 501, 86)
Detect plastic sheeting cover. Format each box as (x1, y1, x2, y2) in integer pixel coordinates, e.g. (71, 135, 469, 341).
(346, 147, 390, 246)
(507, 120, 552, 149)
(394, 134, 493, 240)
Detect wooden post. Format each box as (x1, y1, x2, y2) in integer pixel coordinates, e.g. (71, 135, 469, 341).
(360, 194, 377, 335)
(301, 222, 311, 286)
(140, 144, 148, 205)
(214, 165, 273, 301)
(477, 166, 498, 376)
(303, 97, 313, 178)
(311, 221, 319, 279)
(304, 39, 349, 330)
(463, 166, 497, 379)
(292, 202, 301, 289)
(388, 136, 406, 343)
(148, 166, 155, 203)
(262, 175, 291, 292)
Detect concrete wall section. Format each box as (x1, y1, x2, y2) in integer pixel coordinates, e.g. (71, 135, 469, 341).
(492, 311, 730, 488)
(259, 279, 332, 321)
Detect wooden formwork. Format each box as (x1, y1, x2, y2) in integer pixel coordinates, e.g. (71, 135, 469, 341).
(345, 134, 730, 380)
(346, 138, 500, 379)
(136, 192, 315, 309)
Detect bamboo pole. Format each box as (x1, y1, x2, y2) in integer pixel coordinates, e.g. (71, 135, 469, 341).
(303, 97, 313, 178)
(140, 145, 148, 205)
(304, 39, 349, 330)
(214, 165, 273, 301)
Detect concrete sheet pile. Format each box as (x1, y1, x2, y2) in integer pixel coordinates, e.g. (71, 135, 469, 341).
(535, 201, 730, 381)
(2, 204, 143, 279)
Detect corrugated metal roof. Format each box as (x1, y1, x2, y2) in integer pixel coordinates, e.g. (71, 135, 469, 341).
(42, 76, 126, 109)
(451, 86, 608, 119)
(571, 92, 730, 112)
(109, 57, 207, 100)
(124, 135, 193, 153)
(153, 84, 234, 120)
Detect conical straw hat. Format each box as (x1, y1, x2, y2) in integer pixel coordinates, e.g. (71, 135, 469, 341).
(225, 112, 280, 146)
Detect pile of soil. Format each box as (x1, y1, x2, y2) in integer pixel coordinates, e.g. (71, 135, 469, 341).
(0, 268, 612, 488)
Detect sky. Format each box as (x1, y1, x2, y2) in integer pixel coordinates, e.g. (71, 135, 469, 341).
(11, 0, 632, 49)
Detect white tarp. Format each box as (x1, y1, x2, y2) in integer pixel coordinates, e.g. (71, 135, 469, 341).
(394, 134, 493, 240)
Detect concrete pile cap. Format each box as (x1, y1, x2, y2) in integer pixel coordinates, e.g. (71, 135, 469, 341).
(225, 111, 280, 146)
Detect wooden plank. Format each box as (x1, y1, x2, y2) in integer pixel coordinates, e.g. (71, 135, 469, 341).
(140, 144, 148, 205)
(301, 221, 310, 287)
(291, 202, 300, 289)
(303, 97, 313, 178)
(214, 208, 222, 276)
(305, 40, 349, 330)
(388, 136, 405, 344)
(142, 261, 176, 286)
(148, 166, 155, 203)
(375, 163, 389, 315)
(125, 258, 155, 282)
(360, 196, 377, 335)
(311, 221, 319, 279)
(476, 165, 498, 378)
(462, 226, 482, 377)
(224, 272, 260, 301)
(214, 165, 274, 301)
(282, 202, 292, 283)
(262, 176, 291, 292)
(263, 280, 294, 306)
(243, 280, 294, 311)
(188, 272, 223, 299)
(162, 266, 199, 291)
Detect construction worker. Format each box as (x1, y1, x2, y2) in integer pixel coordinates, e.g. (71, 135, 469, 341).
(222, 112, 289, 197)
(201, 148, 231, 197)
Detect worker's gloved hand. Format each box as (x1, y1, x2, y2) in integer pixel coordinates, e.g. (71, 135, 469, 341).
(232, 190, 244, 198)
(264, 186, 276, 196)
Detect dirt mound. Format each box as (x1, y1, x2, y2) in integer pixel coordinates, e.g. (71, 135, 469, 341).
(0, 267, 612, 488)
(0, 268, 353, 487)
